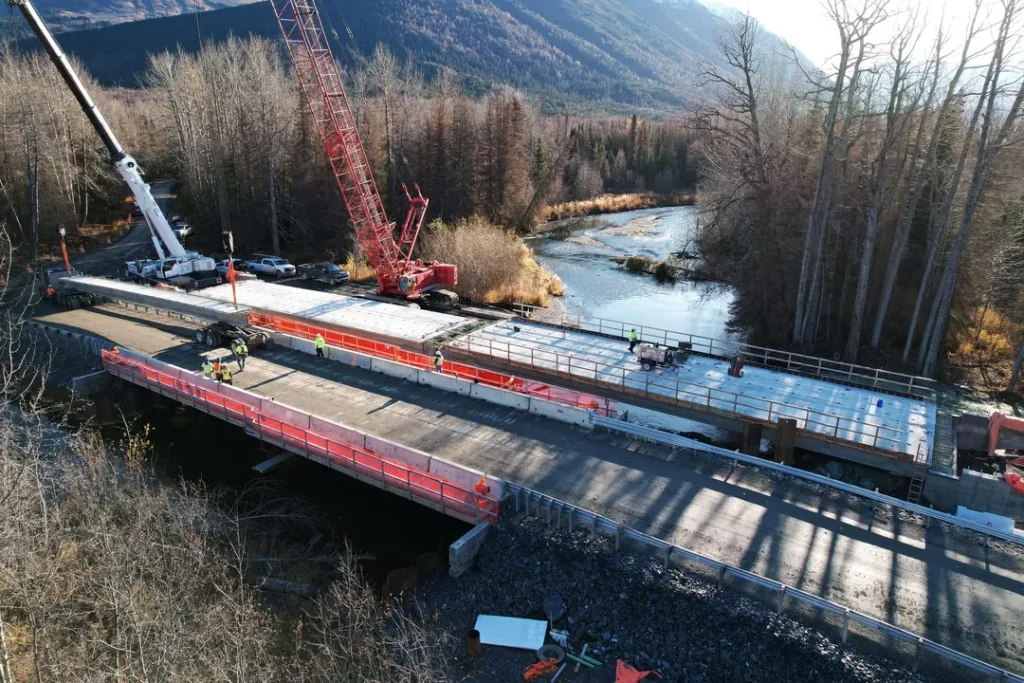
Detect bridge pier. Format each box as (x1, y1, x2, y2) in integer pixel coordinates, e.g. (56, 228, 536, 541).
(742, 423, 762, 456)
(775, 418, 797, 466)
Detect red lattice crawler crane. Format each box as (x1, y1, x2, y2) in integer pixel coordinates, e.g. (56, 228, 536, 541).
(270, 0, 458, 308)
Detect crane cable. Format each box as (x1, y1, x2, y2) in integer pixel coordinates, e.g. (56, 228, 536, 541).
(317, 0, 356, 54)
(191, 0, 204, 44)
(319, 0, 420, 199)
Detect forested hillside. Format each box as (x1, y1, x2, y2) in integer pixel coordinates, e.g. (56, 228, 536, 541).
(0, 1, 255, 38)
(0, 37, 694, 266)
(7, 0, 801, 113)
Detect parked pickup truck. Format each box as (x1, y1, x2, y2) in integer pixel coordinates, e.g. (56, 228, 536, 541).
(246, 254, 295, 278)
(297, 262, 350, 286)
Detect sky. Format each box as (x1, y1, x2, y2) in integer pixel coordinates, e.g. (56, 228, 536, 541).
(713, 0, 981, 68)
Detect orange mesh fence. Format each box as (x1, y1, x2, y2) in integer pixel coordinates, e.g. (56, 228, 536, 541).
(101, 349, 497, 523)
(249, 313, 617, 417)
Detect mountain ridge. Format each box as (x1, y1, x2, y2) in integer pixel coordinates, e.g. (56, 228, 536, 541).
(6, 0, 807, 114)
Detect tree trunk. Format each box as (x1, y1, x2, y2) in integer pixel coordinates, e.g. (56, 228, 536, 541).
(0, 611, 13, 683)
(268, 154, 280, 256)
(793, 44, 851, 343)
(28, 144, 39, 261)
(1009, 335, 1024, 393)
(902, 224, 943, 364)
(920, 12, 1023, 376)
(870, 202, 913, 349)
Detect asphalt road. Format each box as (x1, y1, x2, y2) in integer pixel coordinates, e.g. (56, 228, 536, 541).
(71, 180, 176, 277)
(34, 302, 1024, 677)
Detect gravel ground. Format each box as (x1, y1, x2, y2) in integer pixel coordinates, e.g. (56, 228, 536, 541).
(419, 513, 932, 683)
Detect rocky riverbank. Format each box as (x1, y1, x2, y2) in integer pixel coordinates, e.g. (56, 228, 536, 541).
(419, 513, 932, 683)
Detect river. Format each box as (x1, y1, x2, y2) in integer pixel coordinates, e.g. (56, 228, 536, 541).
(531, 206, 738, 341)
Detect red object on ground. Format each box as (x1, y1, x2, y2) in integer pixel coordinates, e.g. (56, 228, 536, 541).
(988, 412, 1024, 457)
(523, 659, 559, 681)
(615, 660, 661, 683)
(1007, 456, 1024, 494)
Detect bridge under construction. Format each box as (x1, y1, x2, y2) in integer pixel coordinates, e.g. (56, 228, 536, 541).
(32, 290, 1024, 678)
(66, 275, 945, 478)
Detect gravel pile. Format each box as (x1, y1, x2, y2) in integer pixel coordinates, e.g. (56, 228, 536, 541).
(420, 513, 930, 683)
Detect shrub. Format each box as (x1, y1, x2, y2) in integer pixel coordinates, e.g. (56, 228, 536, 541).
(653, 261, 677, 280)
(625, 255, 654, 273)
(341, 251, 378, 283)
(419, 217, 563, 306)
(541, 193, 696, 222)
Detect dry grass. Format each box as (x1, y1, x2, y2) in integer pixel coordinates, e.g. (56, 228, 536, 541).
(0, 412, 452, 682)
(945, 307, 1020, 393)
(542, 192, 696, 222)
(341, 252, 378, 282)
(419, 217, 564, 306)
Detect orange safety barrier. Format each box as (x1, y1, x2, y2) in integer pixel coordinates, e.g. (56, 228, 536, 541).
(101, 349, 498, 524)
(248, 313, 618, 417)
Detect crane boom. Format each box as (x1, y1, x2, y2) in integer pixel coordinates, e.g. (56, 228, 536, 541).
(8, 0, 185, 261)
(270, 0, 457, 302)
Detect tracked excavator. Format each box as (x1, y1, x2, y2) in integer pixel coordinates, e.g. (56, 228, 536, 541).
(270, 0, 459, 309)
(8, 0, 217, 287)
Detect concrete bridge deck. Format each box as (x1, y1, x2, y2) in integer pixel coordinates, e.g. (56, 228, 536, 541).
(451, 320, 935, 462)
(67, 277, 936, 475)
(36, 303, 1024, 676)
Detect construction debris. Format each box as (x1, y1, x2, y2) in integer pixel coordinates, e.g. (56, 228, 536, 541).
(474, 615, 548, 650)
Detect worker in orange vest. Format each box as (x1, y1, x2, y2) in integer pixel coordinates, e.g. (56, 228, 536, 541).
(474, 476, 493, 517)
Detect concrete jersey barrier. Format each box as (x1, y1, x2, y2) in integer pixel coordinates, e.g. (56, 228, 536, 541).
(263, 328, 595, 431)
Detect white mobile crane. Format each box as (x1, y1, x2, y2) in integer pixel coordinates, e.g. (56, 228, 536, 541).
(8, 0, 216, 285)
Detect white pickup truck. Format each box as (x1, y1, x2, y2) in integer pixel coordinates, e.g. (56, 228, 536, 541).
(246, 254, 296, 278)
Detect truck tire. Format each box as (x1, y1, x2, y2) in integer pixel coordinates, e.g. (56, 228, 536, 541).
(69, 297, 81, 310)
(196, 329, 207, 345)
(208, 331, 222, 348)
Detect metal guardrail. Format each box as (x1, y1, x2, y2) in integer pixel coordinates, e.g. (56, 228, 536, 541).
(505, 482, 1024, 682)
(102, 349, 497, 525)
(592, 415, 1024, 548)
(512, 303, 937, 400)
(453, 332, 921, 462)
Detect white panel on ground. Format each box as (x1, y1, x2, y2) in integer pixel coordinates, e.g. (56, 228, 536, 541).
(473, 616, 547, 650)
(201, 280, 466, 343)
(453, 320, 936, 458)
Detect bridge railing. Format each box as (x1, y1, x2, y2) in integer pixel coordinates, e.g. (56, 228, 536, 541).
(452, 332, 922, 462)
(512, 303, 937, 400)
(101, 348, 498, 524)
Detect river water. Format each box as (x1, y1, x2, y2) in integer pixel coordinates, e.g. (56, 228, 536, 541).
(531, 207, 738, 341)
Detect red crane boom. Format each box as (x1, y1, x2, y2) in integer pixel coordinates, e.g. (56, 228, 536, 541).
(270, 0, 458, 305)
